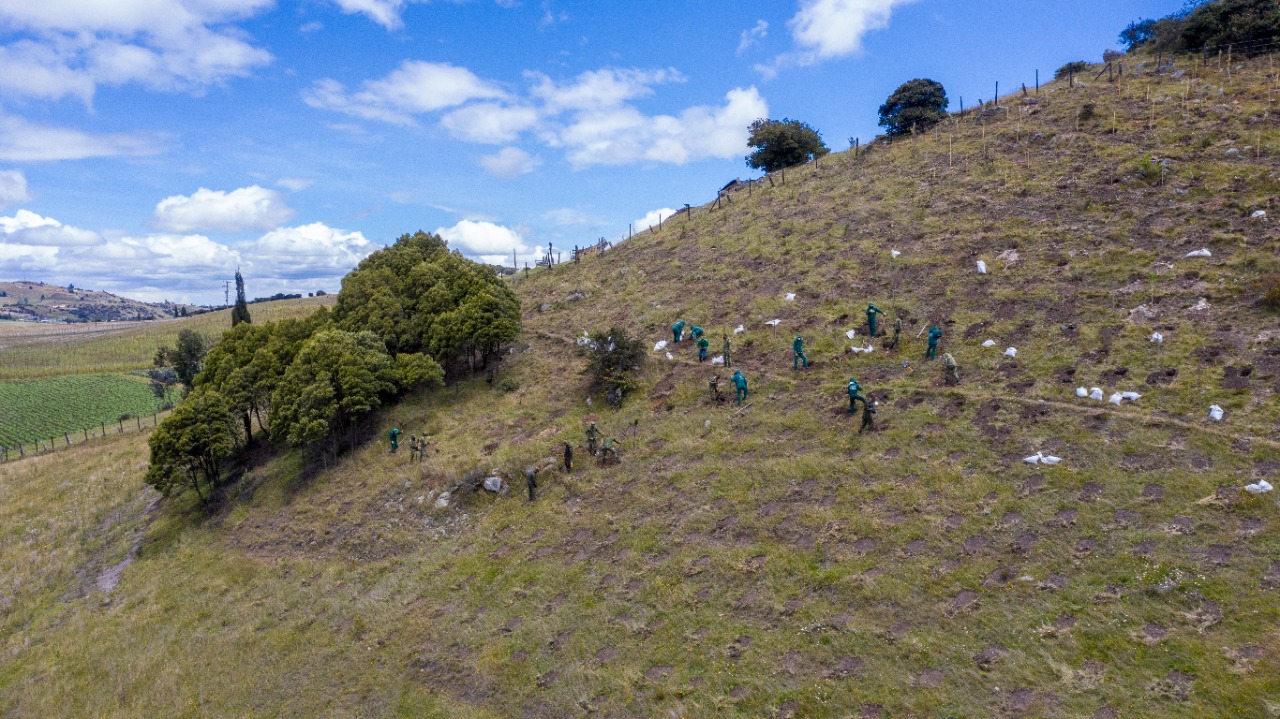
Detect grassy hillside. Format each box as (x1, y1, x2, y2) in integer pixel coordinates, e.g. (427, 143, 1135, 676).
(0, 295, 336, 380)
(0, 280, 195, 323)
(3, 56, 1280, 718)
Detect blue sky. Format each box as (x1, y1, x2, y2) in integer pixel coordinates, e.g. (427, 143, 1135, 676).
(0, 0, 1181, 304)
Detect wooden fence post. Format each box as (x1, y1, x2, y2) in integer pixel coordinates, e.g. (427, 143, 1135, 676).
(65, 433, 71, 447)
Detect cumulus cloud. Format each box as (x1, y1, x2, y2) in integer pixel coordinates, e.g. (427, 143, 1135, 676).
(435, 219, 531, 265)
(304, 61, 506, 126)
(240, 222, 372, 278)
(154, 185, 296, 233)
(1, 209, 101, 246)
(555, 86, 767, 168)
(759, 0, 915, 75)
(330, 0, 408, 29)
(737, 20, 769, 54)
(529, 67, 684, 112)
(440, 103, 540, 144)
(276, 177, 314, 191)
(0, 0, 274, 104)
(633, 207, 678, 232)
(478, 147, 541, 179)
(0, 113, 164, 161)
(0, 169, 30, 207)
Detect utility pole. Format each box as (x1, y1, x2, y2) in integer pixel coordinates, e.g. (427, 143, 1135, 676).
(223, 280, 231, 307)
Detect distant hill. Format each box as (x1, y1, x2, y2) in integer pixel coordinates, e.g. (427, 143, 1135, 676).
(0, 281, 200, 323)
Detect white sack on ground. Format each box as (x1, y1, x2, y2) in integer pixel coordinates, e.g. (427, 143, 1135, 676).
(976, 260, 988, 274)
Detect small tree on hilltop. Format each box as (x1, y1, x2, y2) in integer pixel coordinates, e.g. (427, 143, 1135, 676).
(745, 118, 829, 174)
(231, 268, 251, 326)
(878, 79, 949, 137)
(583, 327, 646, 408)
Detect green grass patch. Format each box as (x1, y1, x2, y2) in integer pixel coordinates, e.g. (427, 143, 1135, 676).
(0, 373, 177, 447)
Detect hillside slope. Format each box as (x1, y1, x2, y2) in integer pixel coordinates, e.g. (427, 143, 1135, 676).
(0, 280, 195, 323)
(3, 57, 1280, 718)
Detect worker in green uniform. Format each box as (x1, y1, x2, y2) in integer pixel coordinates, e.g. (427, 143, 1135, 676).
(722, 334, 732, 368)
(884, 318, 903, 350)
(792, 334, 809, 370)
(866, 303, 886, 337)
(525, 466, 537, 501)
(563, 442, 573, 472)
(925, 325, 943, 361)
(408, 435, 419, 462)
(697, 334, 709, 362)
(860, 401, 878, 433)
(389, 427, 401, 453)
(690, 325, 704, 340)
(709, 374, 722, 402)
(672, 320, 686, 343)
(942, 352, 959, 385)
(586, 422, 600, 456)
(732, 370, 749, 406)
(847, 378, 866, 415)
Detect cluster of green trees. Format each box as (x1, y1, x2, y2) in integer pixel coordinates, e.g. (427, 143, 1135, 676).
(1121, 0, 1279, 55)
(146, 231, 521, 506)
(582, 327, 646, 408)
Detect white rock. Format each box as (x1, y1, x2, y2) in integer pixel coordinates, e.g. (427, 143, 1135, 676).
(734, 324, 746, 334)
(765, 319, 781, 327)
(976, 260, 988, 274)
(1188, 298, 1211, 311)
(434, 492, 451, 508)
(704, 419, 711, 429)
(1089, 388, 1103, 401)
(653, 340, 668, 352)
(1003, 347, 1018, 358)
(846, 330, 857, 339)
(1109, 392, 1123, 405)
(1184, 248, 1212, 258)
(1149, 332, 1163, 344)
(890, 249, 901, 258)
(483, 477, 503, 493)
(1076, 387, 1088, 398)
(1209, 404, 1224, 421)
(982, 339, 996, 348)
(1121, 391, 1142, 401)
(785, 293, 796, 301)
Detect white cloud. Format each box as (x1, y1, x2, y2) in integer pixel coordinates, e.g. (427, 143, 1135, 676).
(241, 222, 371, 278)
(276, 177, 314, 191)
(0, 113, 164, 161)
(440, 103, 540, 144)
(331, 0, 407, 29)
(761, 0, 915, 74)
(543, 208, 597, 227)
(304, 61, 506, 126)
(737, 20, 768, 54)
(435, 220, 530, 261)
(478, 147, 541, 178)
(529, 67, 684, 112)
(154, 185, 296, 233)
(1, 208, 101, 246)
(0, 169, 30, 207)
(633, 207, 678, 232)
(556, 86, 767, 168)
(0, 0, 274, 103)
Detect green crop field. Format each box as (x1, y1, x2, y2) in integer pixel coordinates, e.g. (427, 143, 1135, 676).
(0, 296, 334, 380)
(0, 374, 177, 449)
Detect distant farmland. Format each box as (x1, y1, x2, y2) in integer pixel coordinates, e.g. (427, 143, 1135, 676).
(0, 373, 180, 449)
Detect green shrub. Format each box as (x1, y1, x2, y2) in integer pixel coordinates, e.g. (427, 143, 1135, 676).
(1054, 61, 1090, 80)
(497, 377, 519, 393)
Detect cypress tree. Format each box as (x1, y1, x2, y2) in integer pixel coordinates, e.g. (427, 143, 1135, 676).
(231, 268, 252, 326)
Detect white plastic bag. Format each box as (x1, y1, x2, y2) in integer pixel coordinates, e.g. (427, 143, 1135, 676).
(1024, 453, 1041, 465)
(1244, 480, 1273, 494)
(734, 324, 745, 334)
(765, 319, 781, 327)
(982, 339, 996, 348)
(1149, 332, 1163, 344)
(785, 293, 796, 301)
(1208, 404, 1224, 421)
(976, 260, 988, 274)
(1108, 392, 1123, 405)
(1121, 391, 1142, 401)
(1251, 210, 1267, 219)
(1003, 347, 1018, 358)
(891, 250, 901, 258)
(845, 330, 857, 339)
(653, 340, 668, 352)
(1075, 387, 1088, 398)
(711, 355, 725, 365)
(849, 345, 874, 354)
(665, 352, 674, 360)
(1184, 248, 1212, 258)
(1040, 455, 1061, 465)
(1089, 388, 1103, 401)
